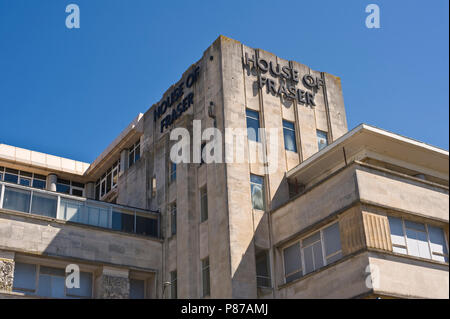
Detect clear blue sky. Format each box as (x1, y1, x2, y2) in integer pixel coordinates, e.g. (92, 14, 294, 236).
(0, 0, 448, 163)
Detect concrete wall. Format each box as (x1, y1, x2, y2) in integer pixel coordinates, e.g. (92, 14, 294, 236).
(0, 211, 162, 271)
(356, 165, 449, 222)
(368, 252, 449, 299)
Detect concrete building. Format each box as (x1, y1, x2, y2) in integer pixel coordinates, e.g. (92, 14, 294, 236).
(0, 36, 448, 299)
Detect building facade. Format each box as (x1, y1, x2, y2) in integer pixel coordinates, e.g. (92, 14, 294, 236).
(0, 36, 448, 299)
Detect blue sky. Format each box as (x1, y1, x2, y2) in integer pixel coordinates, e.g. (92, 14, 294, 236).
(0, 0, 448, 163)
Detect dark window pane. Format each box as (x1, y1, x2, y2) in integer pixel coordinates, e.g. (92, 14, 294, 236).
(246, 109, 260, 142)
(4, 173, 18, 184)
(56, 178, 70, 185)
(32, 179, 46, 189)
(71, 189, 83, 197)
(112, 211, 134, 233)
(283, 121, 297, 152)
(19, 178, 31, 187)
(136, 216, 158, 237)
(130, 279, 145, 299)
(72, 181, 84, 188)
(20, 171, 32, 178)
(34, 174, 46, 181)
(5, 168, 18, 174)
(56, 183, 70, 194)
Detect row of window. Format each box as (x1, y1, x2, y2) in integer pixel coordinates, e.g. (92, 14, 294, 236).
(95, 160, 120, 200)
(1, 184, 158, 237)
(0, 166, 86, 198)
(13, 262, 146, 299)
(388, 216, 448, 262)
(245, 109, 329, 152)
(281, 217, 449, 285)
(0, 167, 46, 190)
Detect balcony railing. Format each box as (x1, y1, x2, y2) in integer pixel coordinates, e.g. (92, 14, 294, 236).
(0, 181, 160, 239)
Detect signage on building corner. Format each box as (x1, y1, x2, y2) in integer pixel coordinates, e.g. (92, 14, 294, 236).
(242, 52, 324, 107)
(154, 66, 200, 132)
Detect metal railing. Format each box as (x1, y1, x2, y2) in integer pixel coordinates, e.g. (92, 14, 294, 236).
(0, 181, 160, 239)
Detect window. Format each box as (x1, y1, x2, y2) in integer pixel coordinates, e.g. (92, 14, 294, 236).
(388, 216, 448, 262)
(151, 176, 157, 197)
(95, 160, 120, 199)
(283, 242, 302, 283)
(56, 179, 84, 197)
(250, 174, 265, 211)
(170, 203, 177, 236)
(13, 262, 92, 298)
(246, 109, 260, 142)
(0, 167, 46, 190)
(283, 120, 297, 152)
(201, 257, 210, 297)
(282, 222, 342, 283)
(170, 270, 177, 299)
(255, 250, 271, 288)
(200, 186, 208, 222)
(317, 130, 328, 151)
(170, 162, 176, 183)
(129, 279, 145, 299)
(129, 140, 141, 168)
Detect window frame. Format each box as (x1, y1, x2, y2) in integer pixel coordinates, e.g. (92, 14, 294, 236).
(245, 109, 261, 143)
(13, 261, 94, 299)
(250, 174, 265, 211)
(128, 140, 141, 168)
(316, 130, 329, 151)
(170, 270, 177, 299)
(170, 162, 176, 184)
(0, 167, 47, 190)
(282, 120, 298, 153)
(201, 257, 211, 297)
(388, 216, 449, 262)
(282, 222, 342, 284)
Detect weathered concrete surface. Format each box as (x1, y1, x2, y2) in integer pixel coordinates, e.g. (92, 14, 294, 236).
(0, 211, 162, 271)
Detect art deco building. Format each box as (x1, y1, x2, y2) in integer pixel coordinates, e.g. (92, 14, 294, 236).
(0, 36, 448, 299)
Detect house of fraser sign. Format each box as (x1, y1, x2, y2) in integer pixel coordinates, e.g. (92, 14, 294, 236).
(154, 52, 325, 132)
(242, 52, 324, 107)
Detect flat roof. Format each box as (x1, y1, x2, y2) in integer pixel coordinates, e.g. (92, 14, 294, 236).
(286, 124, 449, 184)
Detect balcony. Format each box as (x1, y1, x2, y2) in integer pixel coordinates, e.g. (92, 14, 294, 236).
(0, 180, 160, 239)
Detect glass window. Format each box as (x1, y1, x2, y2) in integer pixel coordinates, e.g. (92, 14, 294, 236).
(31, 193, 57, 218)
(19, 177, 31, 187)
(317, 130, 328, 151)
(323, 223, 342, 264)
(428, 226, 449, 262)
(136, 215, 158, 237)
(255, 250, 271, 288)
(130, 279, 145, 299)
(283, 242, 302, 283)
(112, 211, 135, 233)
(302, 232, 323, 275)
(13, 262, 36, 292)
(246, 109, 260, 142)
(388, 216, 448, 262)
(170, 162, 176, 183)
(32, 179, 46, 189)
(37, 266, 66, 298)
(283, 120, 297, 152)
(202, 257, 210, 297)
(66, 272, 92, 298)
(250, 174, 265, 211)
(3, 187, 31, 213)
(200, 186, 208, 222)
(388, 216, 408, 254)
(171, 203, 177, 236)
(170, 271, 177, 299)
(129, 140, 140, 168)
(56, 179, 70, 194)
(4, 172, 18, 184)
